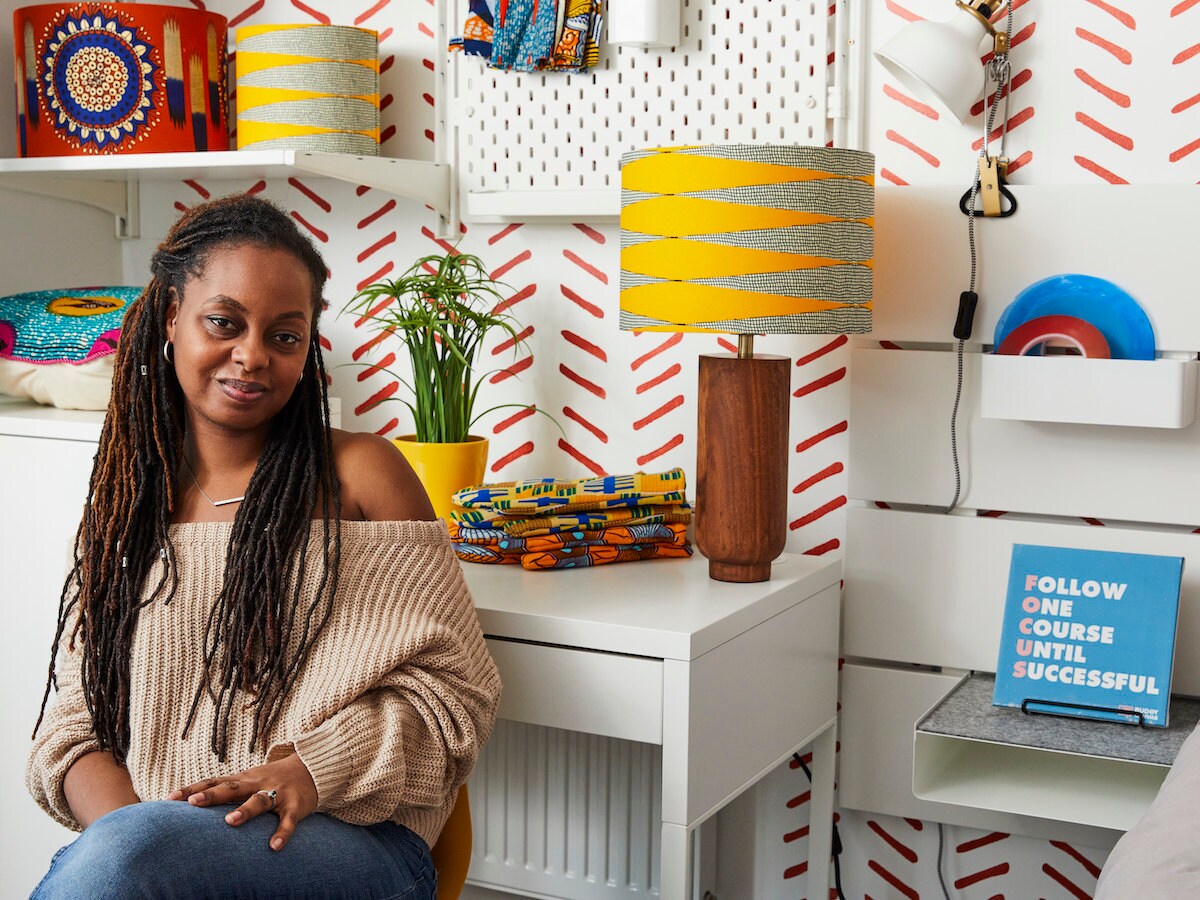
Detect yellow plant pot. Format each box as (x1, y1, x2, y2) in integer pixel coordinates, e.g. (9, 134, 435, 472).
(393, 435, 489, 522)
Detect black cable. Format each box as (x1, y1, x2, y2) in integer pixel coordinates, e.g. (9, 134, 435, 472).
(945, 5, 1014, 514)
(792, 752, 846, 900)
(936, 821, 952, 899)
(946, 338, 967, 512)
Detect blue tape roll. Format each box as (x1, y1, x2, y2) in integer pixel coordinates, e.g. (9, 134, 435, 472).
(993, 274, 1155, 361)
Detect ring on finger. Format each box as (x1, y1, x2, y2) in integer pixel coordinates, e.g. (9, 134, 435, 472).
(256, 789, 278, 810)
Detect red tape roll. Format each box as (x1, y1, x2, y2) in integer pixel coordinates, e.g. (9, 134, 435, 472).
(995, 314, 1112, 358)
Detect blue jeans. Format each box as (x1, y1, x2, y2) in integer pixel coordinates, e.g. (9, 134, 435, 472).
(31, 801, 436, 899)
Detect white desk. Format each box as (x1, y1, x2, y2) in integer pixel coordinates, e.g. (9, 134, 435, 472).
(463, 552, 842, 900)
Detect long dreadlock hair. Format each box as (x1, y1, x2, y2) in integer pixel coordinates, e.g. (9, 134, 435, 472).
(34, 193, 342, 762)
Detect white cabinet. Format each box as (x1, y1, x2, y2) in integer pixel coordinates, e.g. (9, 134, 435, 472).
(0, 401, 100, 897)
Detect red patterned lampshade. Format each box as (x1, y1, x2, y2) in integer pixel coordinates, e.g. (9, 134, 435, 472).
(14, 3, 229, 156)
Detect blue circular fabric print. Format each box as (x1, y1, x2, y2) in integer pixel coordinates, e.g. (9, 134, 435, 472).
(993, 274, 1156, 360)
(41, 9, 159, 152)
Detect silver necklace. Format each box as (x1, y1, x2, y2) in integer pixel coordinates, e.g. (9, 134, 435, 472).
(182, 456, 245, 507)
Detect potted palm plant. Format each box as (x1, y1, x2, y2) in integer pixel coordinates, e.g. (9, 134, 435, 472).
(344, 250, 540, 519)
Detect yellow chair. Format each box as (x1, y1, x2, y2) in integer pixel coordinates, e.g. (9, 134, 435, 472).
(431, 785, 472, 899)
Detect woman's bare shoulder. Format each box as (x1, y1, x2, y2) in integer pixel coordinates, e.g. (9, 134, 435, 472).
(330, 429, 436, 522)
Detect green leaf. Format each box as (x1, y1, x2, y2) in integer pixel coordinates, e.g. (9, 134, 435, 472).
(339, 248, 560, 443)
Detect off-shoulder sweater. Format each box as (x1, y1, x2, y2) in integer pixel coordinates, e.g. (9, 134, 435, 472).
(26, 519, 501, 849)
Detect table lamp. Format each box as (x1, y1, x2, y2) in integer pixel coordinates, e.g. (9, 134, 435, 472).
(619, 144, 875, 582)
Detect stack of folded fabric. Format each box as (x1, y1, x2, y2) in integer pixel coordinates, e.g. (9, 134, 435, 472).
(448, 467, 693, 570)
(449, 0, 602, 73)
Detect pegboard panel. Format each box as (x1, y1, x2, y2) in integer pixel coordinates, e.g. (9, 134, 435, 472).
(449, 0, 833, 220)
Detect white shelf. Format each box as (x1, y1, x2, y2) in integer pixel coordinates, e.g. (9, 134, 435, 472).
(0, 395, 341, 439)
(913, 673, 1200, 832)
(0, 151, 451, 238)
(0, 396, 105, 442)
(980, 354, 1200, 429)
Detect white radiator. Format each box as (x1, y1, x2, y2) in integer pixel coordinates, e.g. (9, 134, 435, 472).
(467, 720, 663, 898)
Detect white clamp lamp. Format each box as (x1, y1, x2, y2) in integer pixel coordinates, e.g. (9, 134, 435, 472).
(873, 0, 1011, 125)
(873, 0, 1017, 343)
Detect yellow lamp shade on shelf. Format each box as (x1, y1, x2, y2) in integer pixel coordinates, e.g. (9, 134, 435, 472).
(235, 24, 380, 155)
(619, 144, 875, 335)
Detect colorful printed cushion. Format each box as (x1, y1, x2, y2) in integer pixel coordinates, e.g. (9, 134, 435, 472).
(0, 287, 139, 410)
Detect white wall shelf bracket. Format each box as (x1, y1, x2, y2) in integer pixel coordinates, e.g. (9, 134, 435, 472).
(288, 154, 453, 236)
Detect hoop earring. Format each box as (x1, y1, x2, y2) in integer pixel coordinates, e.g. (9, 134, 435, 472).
(163, 340, 174, 365)
(298, 368, 304, 383)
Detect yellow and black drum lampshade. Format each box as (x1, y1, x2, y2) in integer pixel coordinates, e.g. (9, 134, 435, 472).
(619, 143, 875, 335)
(618, 143, 875, 584)
(235, 24, 380, 156)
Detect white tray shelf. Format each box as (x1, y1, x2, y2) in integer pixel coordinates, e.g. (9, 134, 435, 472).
(914, 673, 1200, 832)
(980, 354, 1200, 429)
(463, 188, 620, 223)
(0, 151, 450, 239)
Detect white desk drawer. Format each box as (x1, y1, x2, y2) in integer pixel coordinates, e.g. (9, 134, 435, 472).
(486, 638, 664, 744)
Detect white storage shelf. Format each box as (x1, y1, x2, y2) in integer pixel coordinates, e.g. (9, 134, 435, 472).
(980, 354, 1200, 429)
(914, 673, 1200, 832)
(0, 151, 451, 238)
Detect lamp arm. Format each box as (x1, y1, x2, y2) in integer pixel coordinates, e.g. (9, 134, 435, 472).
(956, 0, 1011, 52)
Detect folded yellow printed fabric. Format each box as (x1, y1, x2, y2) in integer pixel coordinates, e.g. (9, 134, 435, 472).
(449, 520, 688, 550)
(500, 504, 692, 537)
(452, 543, 521, 565)
(449, 503, 692, 534)
(452, 467, 687, 517)
(452, 539, 693, 568)
(520, 543, 693, 570)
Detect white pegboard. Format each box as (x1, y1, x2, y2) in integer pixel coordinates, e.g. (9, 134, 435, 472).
(449, 0, 836, 221)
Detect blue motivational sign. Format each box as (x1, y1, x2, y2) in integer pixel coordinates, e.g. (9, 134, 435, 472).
(994, 544, 1184, 727)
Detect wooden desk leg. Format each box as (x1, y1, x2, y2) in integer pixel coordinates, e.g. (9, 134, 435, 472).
(661, 822, 692, 900)
(807, 718, 837, 900)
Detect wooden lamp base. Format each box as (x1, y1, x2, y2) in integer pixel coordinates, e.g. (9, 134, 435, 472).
(694, 352, 790, 583)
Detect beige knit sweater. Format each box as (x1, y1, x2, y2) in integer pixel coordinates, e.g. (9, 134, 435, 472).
(27, 519, 501, 849)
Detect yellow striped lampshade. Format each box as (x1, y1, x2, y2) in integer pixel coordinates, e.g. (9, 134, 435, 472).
(235, 24, 380, 155)
(619, 144, 875, 334)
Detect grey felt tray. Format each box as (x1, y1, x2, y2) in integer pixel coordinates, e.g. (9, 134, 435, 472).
(918, 672, 1200, 766)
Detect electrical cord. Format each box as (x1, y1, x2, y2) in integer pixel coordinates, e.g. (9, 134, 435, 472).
(792, 752, 846, 900)
(936, 822, 952, 899)
(945, 5, 1014, 514)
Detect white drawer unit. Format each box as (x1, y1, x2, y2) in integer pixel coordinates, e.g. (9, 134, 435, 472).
(463, 557, 842, 900)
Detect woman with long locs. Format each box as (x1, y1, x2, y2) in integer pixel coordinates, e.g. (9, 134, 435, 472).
(26, 194, 500, 898)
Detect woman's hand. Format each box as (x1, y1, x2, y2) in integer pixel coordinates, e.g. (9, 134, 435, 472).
(167, 752, 318, 850)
